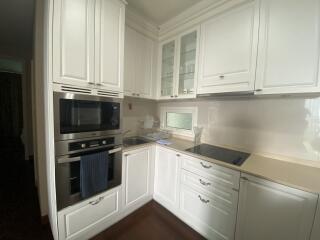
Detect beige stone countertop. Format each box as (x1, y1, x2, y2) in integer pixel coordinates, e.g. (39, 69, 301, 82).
(123, 137, 320, 194)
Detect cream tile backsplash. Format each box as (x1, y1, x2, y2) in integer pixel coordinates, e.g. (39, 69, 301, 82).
(158, 96, 320, 164)
(123, 98, 158, 136)
(123, 96, 320, 164)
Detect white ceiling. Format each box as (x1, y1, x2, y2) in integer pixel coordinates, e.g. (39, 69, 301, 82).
(0, 0, 35, 59)
(126, 0, 203, 25)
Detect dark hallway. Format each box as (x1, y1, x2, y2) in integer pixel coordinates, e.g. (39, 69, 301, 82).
(0, 71, 52, 239)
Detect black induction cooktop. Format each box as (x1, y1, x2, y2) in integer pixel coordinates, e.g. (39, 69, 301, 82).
(185, 144, 250, 166)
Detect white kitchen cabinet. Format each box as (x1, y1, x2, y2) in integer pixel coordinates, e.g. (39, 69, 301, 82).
(180, 184, 237, 240)
(153, 146, 180, 213)
(122, 146, 154, 213)
(180, 170, 238, 240)
(95, 0, 125, 93)
(52, 0, 95, 87)
(53, 0, 125, 94)
(58, 187, 121, 240)
(255, 0, 320, 94)
(311, 200, 320, 240)
(124, 26, 155, 99)
(235, 173, 318, 240)
(158, 28, 199, 99)
(197, 1, 259, 94)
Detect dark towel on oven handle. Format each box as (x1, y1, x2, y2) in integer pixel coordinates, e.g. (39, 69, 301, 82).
(80, 151, 108, 199)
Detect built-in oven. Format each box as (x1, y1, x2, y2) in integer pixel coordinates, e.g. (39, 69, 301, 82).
(54, 92, 122, 141)
(55, 135, 122, 210)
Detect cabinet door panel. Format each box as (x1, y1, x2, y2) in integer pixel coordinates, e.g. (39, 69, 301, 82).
(180, 185, 237, 240)
(178, 30, 199, 98)
(53, 0, 95, 86)
(124, 148, 151, 206)
(198, 1, 259, 94)
(256, 0, 320, 94)
(97, 0, 125, 92)
(159, 40, 176, 98)
(124, 26, 136, 96)
(236, 174, 318, 240)
(135, 32, 154, 98)
(154, 147, 180, 211)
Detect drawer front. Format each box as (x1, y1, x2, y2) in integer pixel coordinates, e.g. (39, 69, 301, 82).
(180, 184, 237, 240)
(64, 190, 119, 238)
(181, 154, 240, 190)
(181, 170, 238, 210)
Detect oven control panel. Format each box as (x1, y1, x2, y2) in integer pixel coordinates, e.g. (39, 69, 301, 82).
(69, 137, 115, 151)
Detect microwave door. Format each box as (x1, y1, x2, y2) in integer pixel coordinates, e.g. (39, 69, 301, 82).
(54, 92, 122, 141)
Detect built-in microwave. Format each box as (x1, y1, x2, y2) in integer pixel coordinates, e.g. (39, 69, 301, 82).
(54, 92, 122, 141)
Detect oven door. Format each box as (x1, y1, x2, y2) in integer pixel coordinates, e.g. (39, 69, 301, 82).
(54, 92, 122, 141)
(55, 145, 122, 211)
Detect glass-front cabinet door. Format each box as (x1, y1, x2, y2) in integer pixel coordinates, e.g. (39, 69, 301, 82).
(158, 28, 199, 99)
(160, 40, 176, 98)
(178, 30, 198, 96)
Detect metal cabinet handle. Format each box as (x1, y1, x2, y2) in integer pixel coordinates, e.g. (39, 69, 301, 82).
(174, 95, 178, 98)
(89, 196, 104, 205)
(199, 179, 211, 186)
(198, 195, 210, 204)
(240, 176, 249, 181)
(96, 83, 102, 86)
(136, 93, 140, 97)
(176, 154, 180, 157)
(219, 75, 225, 79)
(200, 162, 212, 169)
(255, 89, 262, 92)
(170, 95, 174, 98)
(88, 82, 95, 85)
(132, 93, 136, 96)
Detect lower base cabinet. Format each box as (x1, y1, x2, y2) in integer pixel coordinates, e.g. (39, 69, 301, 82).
(179, 184, 237, 240)
(235, 173, 318, 240)
(122, 146, 155, 214)
(311, 202, 320, 240)
(57, 187, 122, 240)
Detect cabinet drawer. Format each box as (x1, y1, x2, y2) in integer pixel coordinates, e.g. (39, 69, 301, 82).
(59, 189, 120, 239)
(181, 154, 240, 190)
(181, 170, 238, 211)
(180, 184, 237, 240)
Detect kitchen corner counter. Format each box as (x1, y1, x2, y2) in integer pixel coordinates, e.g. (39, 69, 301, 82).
(123, 138, 320, 194)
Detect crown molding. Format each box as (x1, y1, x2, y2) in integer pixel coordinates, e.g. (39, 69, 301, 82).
(158, 0, 252, 40)
(125, 6, 159, 40)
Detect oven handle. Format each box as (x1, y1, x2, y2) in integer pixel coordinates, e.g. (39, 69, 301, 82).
(57, 147, 122, 164)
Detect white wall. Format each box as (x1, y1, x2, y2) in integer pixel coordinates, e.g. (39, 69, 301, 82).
(123, 98, 158, 136)
(158, 96, 320, 165)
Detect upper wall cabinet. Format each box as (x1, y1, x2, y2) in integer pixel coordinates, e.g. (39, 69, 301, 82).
(53, 0, 125, 94)
(255, 0, 320, 94)
(158, 28, 200, 100)
(197, 1, 259, 94)
(124, 26, 155, 99)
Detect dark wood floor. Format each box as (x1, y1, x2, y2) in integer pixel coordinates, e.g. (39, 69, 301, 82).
(92, 200, 205, 240)
(0, 138, 53, 240)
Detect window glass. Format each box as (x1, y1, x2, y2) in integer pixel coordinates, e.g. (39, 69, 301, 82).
(166, 112, 192, 130)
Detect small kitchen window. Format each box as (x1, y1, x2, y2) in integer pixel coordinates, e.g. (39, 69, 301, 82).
(160, 107, 198, 137)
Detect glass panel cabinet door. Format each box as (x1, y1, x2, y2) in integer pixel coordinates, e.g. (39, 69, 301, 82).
(178, 31, 197, 95)
(160, 41, 175, 97)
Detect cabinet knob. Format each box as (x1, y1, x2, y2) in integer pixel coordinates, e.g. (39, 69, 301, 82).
(255, 89, 263, 92)
(219, 75, 225, 79)
(96, 83, 102, 86)
(174, 95, 178, 98)
(136, 93, 140, 97)
(132, 93, 136, 96)
(88, 82, 94, 85)
(170, 96, 174, 98)
(176, 154, 180, 157)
